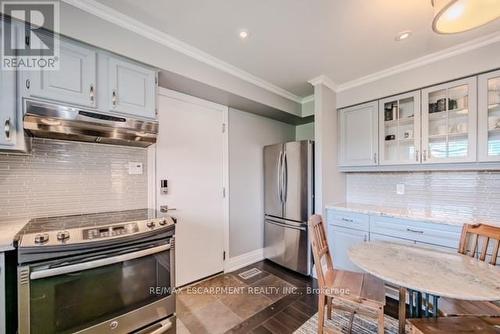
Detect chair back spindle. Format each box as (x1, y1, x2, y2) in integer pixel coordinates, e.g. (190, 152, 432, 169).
(458, 224, 500, 266)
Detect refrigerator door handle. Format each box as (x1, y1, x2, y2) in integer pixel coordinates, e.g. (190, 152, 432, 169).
(277, 150, 283, 203)
(266, 219, 306, 231)
(283, 151, 288, 203)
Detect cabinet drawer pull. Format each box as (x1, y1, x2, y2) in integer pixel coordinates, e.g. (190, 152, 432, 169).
(4, 118, 11, 141)
(406, 228, 424, 234)
(112, 90, 117, 108)
(341, 218, 354, 223)
(89, 84, 95, 103)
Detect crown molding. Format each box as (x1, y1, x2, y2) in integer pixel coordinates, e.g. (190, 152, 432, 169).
(301, 94, 314, 104)
(61, 0, 303, 104)
(308, 75, 338, 92)
(336, 30, 500, 92)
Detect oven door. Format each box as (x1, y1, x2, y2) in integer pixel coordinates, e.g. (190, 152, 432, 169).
(18, 240, 175, 334)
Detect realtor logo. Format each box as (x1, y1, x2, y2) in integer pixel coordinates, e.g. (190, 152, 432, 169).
(1, 1, 60, 70)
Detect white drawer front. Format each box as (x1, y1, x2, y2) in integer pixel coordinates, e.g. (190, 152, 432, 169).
(327, 209, 369, 232)
(370, 216, 462, 249)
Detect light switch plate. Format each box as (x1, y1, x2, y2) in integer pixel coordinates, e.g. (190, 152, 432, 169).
(128, 162, 143, 175)
(396, 183, 405, 195)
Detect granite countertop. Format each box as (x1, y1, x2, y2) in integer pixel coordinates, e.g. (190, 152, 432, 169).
(349, 241, 500, 301)
(0, 220, 27, 252)
(326, 202, 500, 228)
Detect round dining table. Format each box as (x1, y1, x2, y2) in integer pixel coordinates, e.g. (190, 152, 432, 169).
(348, 241, 500, 334)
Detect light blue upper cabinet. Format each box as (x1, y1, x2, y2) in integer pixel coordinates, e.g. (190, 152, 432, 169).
(0, 20, 18, 149)
(0, 55, 17, 149)
(27, 37, 97, 108)
(339, 101, 379, 166)
(107, 56, 157, 119)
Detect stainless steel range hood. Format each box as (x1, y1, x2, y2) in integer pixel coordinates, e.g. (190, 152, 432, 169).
(23, 100, 158, 147)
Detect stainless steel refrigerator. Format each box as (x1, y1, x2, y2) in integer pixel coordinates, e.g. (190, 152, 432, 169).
(264, 140, 313, 275)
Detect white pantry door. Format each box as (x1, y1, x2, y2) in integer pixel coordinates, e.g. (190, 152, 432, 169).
(157, 91, 226, 287)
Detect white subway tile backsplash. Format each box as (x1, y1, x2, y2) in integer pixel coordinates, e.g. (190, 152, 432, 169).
(346, 171, 500, 223)
(0, 138, 148, 222)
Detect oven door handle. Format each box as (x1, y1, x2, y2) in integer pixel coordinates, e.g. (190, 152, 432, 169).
(30, 243, 171, 280)
(141, 318, 173, 334)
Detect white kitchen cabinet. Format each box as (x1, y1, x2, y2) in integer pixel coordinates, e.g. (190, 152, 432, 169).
(26, 37, 97, 108)
(325, 208, 464, 275)
(370, 216, 462, 250)
(107, 56, 156, 119)
(0, 49, 17, 149)
(478, 69, 500, 162)
(379, 91, 421, 165)
(0, 19, 19, 151)
(339, 101, 379, 166)
(327, 209, 370, 231)
(421, 77, 477, 164)
(328, 224, 368, 272)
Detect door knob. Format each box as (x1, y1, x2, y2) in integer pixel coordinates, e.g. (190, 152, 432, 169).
(160, 205, 177, 213)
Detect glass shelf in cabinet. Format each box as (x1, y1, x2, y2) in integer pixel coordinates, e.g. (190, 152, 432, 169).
(428, 133, 448, 139)
(447, 107, 468, 115)
(448, 132, 468, 138)
(429, 111, 448, 120)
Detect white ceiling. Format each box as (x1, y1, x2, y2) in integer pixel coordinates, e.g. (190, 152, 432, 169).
(95, 0, 500, 97)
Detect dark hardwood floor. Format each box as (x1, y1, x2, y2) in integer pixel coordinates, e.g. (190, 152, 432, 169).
(226, 260, 402, 334)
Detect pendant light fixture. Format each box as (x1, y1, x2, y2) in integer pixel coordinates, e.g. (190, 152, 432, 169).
(432, 0, 500, 34)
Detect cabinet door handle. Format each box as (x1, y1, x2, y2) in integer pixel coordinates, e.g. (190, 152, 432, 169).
(407, 228, 424, 234)
(373, 153, 377, 164)
(112, 90, 117, 108)
(363, 234, 367, 242)
(423, 149, 427, 162)
(89, 85, 95, 103)
(4, 118, 11, 141)
(25, 79, 30, 90)
(415, 150, 419, 162)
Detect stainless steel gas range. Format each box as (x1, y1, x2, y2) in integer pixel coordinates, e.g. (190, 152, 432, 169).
(16, 209, 176, 334)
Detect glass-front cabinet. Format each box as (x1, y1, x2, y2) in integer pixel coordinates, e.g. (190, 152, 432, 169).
(478, 70, 500, 162)
(421, 77, 477, 164)
(378, 91, 421, 165)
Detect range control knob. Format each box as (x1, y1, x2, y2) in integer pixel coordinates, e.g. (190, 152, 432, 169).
(34, 233, 49, 244)
(146, 221, 155, 228)
(57, 231, 70, 241)
(159, 218, 167, 226)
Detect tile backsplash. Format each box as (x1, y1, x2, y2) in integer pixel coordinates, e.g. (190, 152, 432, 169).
(0, 139, 148, 222)
(346, 171, 500, 222)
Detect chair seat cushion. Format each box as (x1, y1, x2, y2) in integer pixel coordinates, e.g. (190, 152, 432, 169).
(439, 297, 500, 317)
(324, 269, 385, 306)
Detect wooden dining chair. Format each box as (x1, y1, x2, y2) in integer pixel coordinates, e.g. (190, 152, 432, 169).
(439, 223, 500, 317)
(308, 215, 386, 334)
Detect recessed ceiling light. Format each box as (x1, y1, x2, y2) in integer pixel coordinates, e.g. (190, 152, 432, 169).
(238, 30, 249, 39)
(395, 30, 412, 41)
(432, 0, 500, 34)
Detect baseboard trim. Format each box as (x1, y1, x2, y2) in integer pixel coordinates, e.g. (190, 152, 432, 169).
(224, 248, 264, 273)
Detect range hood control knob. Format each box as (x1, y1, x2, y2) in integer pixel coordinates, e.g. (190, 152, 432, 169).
(34, 234, 49, 244)
(146, 221, 155, 228)
(57, 231, 70, 241)
(159, 218, 167, 226)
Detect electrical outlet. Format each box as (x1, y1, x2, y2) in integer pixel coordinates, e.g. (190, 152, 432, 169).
(396, 183, 405, 195)
(128, 162, 143, 175)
